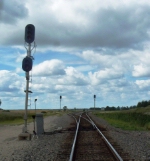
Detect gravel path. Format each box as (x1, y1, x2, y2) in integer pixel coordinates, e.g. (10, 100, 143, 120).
(0, 112, 150, 160)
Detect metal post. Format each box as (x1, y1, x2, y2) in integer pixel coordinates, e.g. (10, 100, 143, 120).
(60, 95, 62, 110)
(23, 44, 31, 133)
(33, 117, 35, 131)
(32, 115, 36, 131)
(35, 99, 37, 114)
(35, 101, 36, 114)
(94, 95, 96, 111)
(60, 98, 61, 110)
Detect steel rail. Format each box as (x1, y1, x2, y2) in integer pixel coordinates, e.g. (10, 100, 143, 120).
(71, 113, 95, 127)
(69, 114, 81, 161)
(80, 115, 95, 127)
(67, 113, 78, 124)
(86, 113, 123, 161)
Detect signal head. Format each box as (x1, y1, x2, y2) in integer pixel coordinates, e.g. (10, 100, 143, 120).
(22, 57, 33, 72)
(25, 24, 35, 44)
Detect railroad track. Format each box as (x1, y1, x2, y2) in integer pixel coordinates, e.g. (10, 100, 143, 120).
(56, 112, 131, 161)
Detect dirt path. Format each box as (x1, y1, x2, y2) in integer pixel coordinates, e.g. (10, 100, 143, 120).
(0, 115, 59, 143)
(0, 114, 73, 160)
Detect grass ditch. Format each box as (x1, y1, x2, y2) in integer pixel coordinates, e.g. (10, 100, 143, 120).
(94, 111, 150, 131)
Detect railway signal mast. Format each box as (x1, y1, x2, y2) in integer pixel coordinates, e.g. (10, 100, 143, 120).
(94, 95, 96, 110)
(22, 24, 35, 133)
(60, 95, 62, 110)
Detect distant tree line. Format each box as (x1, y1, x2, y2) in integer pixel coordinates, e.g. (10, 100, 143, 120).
(137, 100, 150, 108)
(90, 100, 150, 111)
(90, 106, 132, 111)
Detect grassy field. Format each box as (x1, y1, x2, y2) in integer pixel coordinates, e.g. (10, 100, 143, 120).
(0, 109, 64, 125)
(2, 107, 150, 130)
(94, 107, 150, 131)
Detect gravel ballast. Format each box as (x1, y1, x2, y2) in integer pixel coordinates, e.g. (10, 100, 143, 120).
(0, 113, 150, 160)
(90, 113, 150, 160)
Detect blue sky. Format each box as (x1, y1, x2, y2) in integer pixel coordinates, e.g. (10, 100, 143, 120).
(0, 0, 150, 109)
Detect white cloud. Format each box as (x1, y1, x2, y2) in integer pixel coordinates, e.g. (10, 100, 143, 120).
(89, 67, 124, 85)
(132, 49, 150, 77)
(0, 0, 28, 24)
(135, 80, 150, 89)
(16, 68, 22, 73)
(0, 70, 24, 93)
(1, 0, 150, 109)
(75, 65, 94, 72)
(80, 50, 130, 71)
(58, 67, 89, 86)
(1, 0, 150, 50)
(32, 59, 65, 76)
(132, 64, 150, 77)
(16, 52, 26, 63)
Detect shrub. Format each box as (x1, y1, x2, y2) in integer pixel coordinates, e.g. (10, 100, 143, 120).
(41, 111, 47, 114)
(2, 110, 10, 112)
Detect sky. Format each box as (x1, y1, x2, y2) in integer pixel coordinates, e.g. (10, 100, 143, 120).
(0, 0, 150, 110)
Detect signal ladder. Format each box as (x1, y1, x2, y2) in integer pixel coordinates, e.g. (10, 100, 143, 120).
(23, 78, 32, 109)
(28, 56, 34, 110)
(28, 76, 32, 109)
(24, 70, 33, 110)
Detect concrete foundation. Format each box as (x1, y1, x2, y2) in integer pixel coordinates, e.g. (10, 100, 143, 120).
(18, 133, 31, 140)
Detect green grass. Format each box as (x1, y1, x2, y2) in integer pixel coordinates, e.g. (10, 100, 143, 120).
(94, 111, 150, 131)
(134, 105, 150, 114)
(0, 109, 65, 125)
